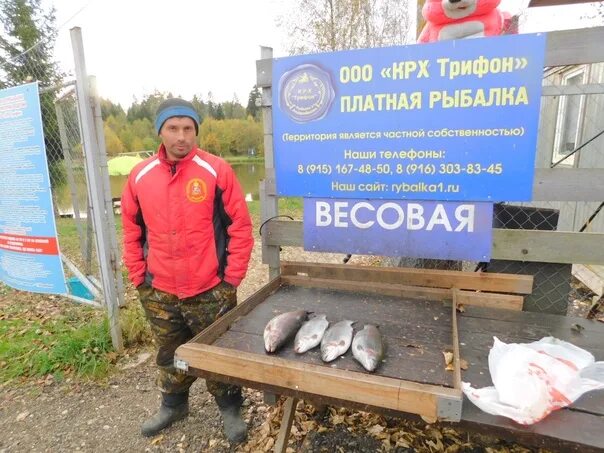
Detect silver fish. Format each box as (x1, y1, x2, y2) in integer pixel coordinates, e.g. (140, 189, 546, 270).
(294, 314, 329, 354)
(352, 325, 384, 372)
(264, 310, 308, 353)
(321, 320, 354, 362)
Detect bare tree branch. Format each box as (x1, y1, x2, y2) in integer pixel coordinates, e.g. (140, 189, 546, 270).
(279, 0, 411, 55)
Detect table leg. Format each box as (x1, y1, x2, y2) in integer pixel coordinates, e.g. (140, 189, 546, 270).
(274, 397, 298, 453)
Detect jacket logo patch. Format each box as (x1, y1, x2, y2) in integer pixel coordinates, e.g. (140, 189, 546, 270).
(186, 178, 207, 203)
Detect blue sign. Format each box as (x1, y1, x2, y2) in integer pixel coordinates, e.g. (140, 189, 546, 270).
(273, 33, 546, 201)
(304, 199, 493, 261)
(0, 82, 67, 295)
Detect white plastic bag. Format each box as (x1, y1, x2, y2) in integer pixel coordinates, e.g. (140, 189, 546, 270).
(462, 336, 604, 425)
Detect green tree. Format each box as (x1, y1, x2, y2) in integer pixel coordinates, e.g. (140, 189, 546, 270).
(103, 122, 125, 156)
(201, 117, 224, 154)
(206, 91, 216, 118)
(130, 137, 145, 152)
(118, 128, 135, 152)
(214, 104, 225, 120)
(105, 111, 127, 131)
(200, 117, 263, 157)
(100, 98, 125, 120)
(230, 118, 263, 156)
(142, 136, 159, 151)
(246, 85, 261, 120)
(127, 91, 170, 122)
(0, 0, 63, 163)
(222, 94, 246, 120)
(130, 117, 154, 139)
(200, 120, 221, 154)
(191, 94, 207, 123)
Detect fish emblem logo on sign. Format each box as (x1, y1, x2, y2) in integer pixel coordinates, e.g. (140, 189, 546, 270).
(279, 63, 335, 123)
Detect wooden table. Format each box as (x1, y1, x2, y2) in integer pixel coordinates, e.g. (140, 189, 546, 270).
(174, 263, 604, 452)
(457, 305, 604, 453)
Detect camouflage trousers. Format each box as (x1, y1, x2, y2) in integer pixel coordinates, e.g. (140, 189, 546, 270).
(138, 281, 242, 407)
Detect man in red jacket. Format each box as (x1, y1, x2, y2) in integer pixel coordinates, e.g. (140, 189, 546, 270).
(121, 98, 253, 443)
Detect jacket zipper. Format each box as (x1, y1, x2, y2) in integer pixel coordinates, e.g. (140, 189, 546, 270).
(167, 161, 178, 294)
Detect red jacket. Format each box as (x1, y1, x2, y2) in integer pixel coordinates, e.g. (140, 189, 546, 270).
(121, 145, 253, 298)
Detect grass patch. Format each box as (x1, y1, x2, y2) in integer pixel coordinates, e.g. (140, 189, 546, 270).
(225, 156, 264, 164)
(120, 302, 152, 347)
(247, 197, 303, 220)
(0, 311, 114, 382)
(278, 197, 303, 217)
(55, 217, 83, 255)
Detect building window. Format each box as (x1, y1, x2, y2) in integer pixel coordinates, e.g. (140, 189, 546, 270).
(552, 67, 587, 167)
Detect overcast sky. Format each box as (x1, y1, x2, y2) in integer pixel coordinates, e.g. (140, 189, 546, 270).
(47, 0, 602, 109)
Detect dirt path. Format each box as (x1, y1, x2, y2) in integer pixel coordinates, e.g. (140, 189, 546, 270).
(1, 356, 231, 452)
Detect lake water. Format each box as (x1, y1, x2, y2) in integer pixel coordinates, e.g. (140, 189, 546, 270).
(54, 162, 265, 215)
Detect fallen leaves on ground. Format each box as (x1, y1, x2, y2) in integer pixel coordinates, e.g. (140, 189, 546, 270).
(236, 397, 553, 453)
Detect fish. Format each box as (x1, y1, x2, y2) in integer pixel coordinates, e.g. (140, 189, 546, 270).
(294, 314, 329, 353)
(352, 325, 384, 372)
(321, 320, 354, 362)
(263, 310, 308, 353)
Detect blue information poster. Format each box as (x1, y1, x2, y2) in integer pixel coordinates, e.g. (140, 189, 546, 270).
(304, 198, 493, 261)
(273, 33, 546, 201)
(0, 82, 67, 294)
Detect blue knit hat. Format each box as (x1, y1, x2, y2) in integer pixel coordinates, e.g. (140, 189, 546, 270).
(155, 98, 200, 135)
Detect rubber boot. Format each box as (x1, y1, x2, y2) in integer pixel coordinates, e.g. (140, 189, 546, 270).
(141, 393, 189, 437)
(218, 404, 247, 444)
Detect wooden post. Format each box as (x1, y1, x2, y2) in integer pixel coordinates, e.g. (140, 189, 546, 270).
(451, 289, 462, 391)
(274, 397, 298, 453)
(258, 46, 281, 280)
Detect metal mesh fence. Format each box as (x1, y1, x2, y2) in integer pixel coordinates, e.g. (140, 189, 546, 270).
(53, 88, 99, 280)
(1, 34, 102, 303)
(390, 65, 604, 315)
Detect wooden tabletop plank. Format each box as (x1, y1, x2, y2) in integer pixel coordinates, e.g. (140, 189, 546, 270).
(459, 317, 604, 354)
(222, 285, 456, 355)
(283, 275, 524, 310)
(232, 284, 454, 328)
(462, 305, 604, 338)
(459, 308, 604, 416)
(177, 342, 460, 418)
(229, 314, 453, 351)
(281, 261, 533, 294)
(458, 396, 604, 453)
(214, 330, 453, 386)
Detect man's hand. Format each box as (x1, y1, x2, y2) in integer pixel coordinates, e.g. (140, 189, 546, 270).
(212, 280, 237, 319)
(136, 282, 153, 299)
